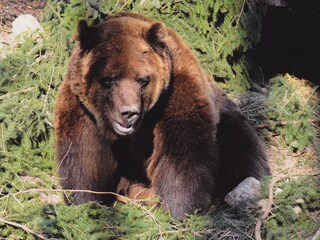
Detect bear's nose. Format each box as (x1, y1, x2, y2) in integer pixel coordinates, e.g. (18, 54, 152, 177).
(120, 107, 140, 123)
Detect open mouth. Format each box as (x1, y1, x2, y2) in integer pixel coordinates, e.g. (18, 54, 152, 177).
(112, 121, 134, 136)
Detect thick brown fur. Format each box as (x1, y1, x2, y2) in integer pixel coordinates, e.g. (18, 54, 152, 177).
(54, 13, 270, 220)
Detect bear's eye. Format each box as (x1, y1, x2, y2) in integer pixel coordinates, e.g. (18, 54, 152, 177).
(138, 76, 151, 88)
(102, 76, 116, 87)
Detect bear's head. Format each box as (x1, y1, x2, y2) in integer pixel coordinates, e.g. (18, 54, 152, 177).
(67, 16, 172, 136)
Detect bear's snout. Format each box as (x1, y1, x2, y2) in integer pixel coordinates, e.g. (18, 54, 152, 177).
(120, 106, 140, 125)
(110, 105, 141, 136)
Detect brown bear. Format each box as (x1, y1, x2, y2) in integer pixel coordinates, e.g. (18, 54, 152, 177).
(54, 12, 270, 220)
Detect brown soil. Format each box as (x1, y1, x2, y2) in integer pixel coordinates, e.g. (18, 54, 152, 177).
(0, 0, 47, 33)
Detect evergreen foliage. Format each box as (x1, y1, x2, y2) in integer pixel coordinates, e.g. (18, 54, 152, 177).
(263, 177, 320, 239)
(264, 74, 319, 152)
(0, 0, 319, 239)
(42, 0, 267, 93)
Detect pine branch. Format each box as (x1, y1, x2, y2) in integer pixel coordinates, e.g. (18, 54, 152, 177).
(0, 188, 178, 239)
(0, 87, 34, 101)
(0, 218, 49, 240)
(254, 172, 320, 239)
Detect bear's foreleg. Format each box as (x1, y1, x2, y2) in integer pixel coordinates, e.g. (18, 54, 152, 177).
(147, 118, 219, 220)
(55, 83, 119, 205)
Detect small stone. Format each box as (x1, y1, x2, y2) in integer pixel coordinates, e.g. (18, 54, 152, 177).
(12, 14, 42, 37)
(224, 177, 261, 206)
(296, 198, 305, 204)
(293, 205, 302, 217)
(274, 187, 283, 195)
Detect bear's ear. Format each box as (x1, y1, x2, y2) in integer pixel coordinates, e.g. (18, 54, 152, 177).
(147, 22, 167, 52)
(75, 20, 99, 51)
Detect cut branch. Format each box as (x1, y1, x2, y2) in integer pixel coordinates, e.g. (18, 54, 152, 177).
(254, 175, 285, 240)
(0, 188, 158, 206)
(0, 188, 123, 201)
(256, 119, 320, 129)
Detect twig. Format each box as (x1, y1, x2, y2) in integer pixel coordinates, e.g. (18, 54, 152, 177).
(0, 218, 49, 240)
(254, 175, 284, 240)
(0, 188, 160, 220)
(44, 118, 53, 128)
(0, 87, 34, 101)
(0, 188, 123, 200)
(312, 227, 320, 240)
(289, 172, 320, 177)
(46, 3, 62, 22)
(256, 119, 320, 129)
(222, 213, 254, 240)
(0, 37, 11, 45)
(1, 123, 6, 152)
(42, 66, 55, 111)
(0, 187, 162, 206)
(55, 142, 72, 174)
(235, 0, 246, 28)
(159, 228, 201, 238)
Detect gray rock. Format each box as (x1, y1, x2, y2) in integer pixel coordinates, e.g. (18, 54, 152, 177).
(12, 14, 42, 37)
(224, 177, 262, 206)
